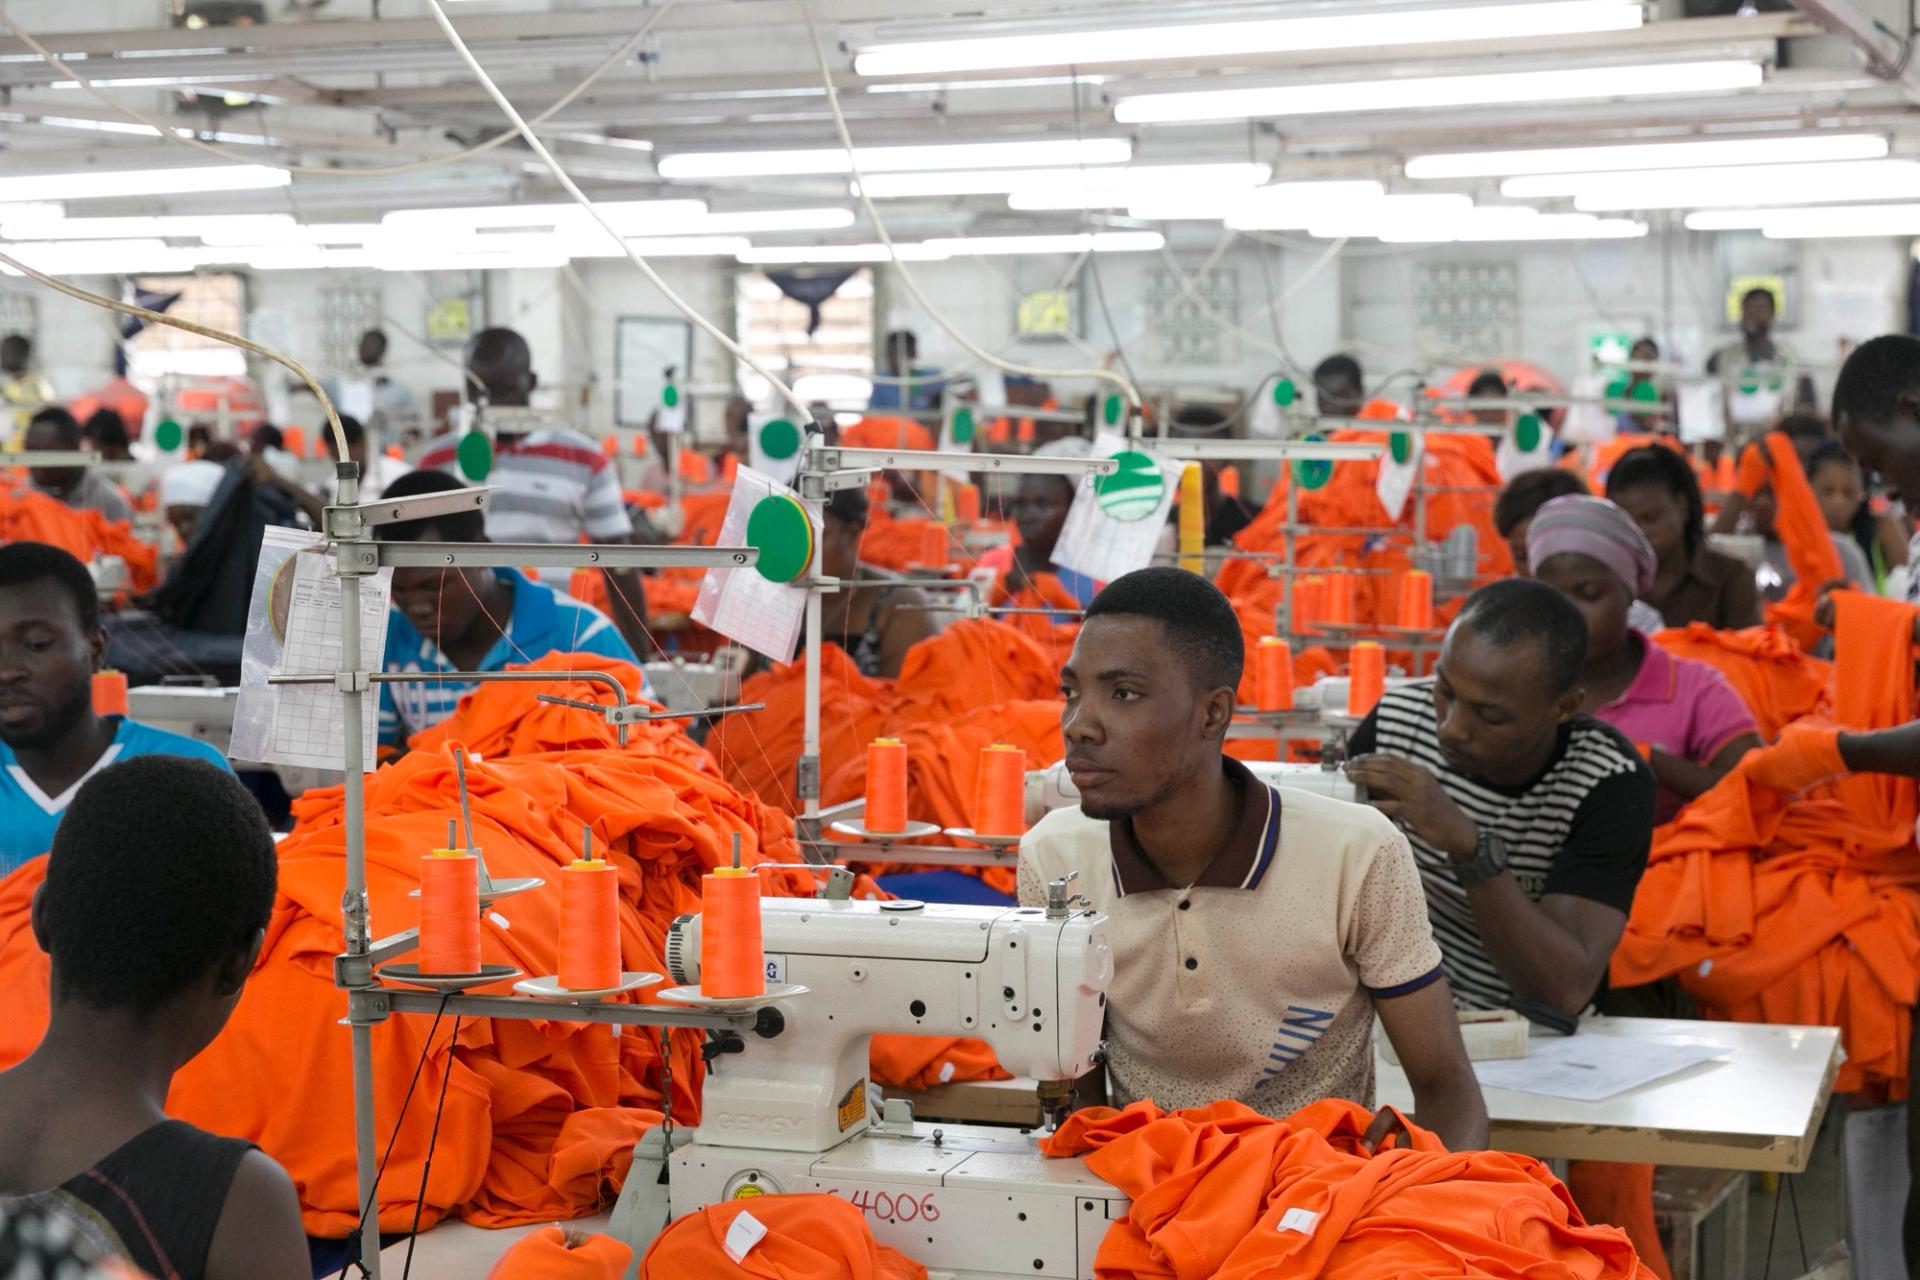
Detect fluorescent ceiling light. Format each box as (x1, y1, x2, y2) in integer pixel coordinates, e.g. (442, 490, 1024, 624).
(693, 209, 856, 233)
(0, 165, 291, 203)
(1407, 133, 1889, 179)
(856, 166, 1128, 198)
(607, 235, 755, 257)
(0, 213, 298, 242)
(382, 200, 708, 234)
(1002, 164, 1273, 210)
(1681, 209, 1773, 231)
(660, 138, 1130, 180)
(1504, 159, 1920, 209)
(923, 231, 1165, 255)
(1116, 60, 1762, 124)
(854, 0, 1641, 76)
(1378, 206, 1647, 241)
(1221, 180, 1393, 231)
(738, 243, 953, 264)
(865, 75, 1111, 94)
(0, 203, 63, 224)
(1304, 193, 1475, 238)
(1682, 203, 1920, 238)
(0, 238, 220, 277)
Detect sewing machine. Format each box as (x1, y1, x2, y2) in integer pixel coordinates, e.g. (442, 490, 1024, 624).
(611, 881, 1124, 1279)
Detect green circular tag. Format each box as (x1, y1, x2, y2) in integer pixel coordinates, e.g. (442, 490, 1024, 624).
(1291, 433, 1333, 490)
(759, 418, 801, 461)
(1274, 378, 1297, 408)
(1739, 379, 1760, 396)
(951, 406, 975, 444)
(1514, 413, 1543, 453)
(1629, 379, 1660, 403)
(662, 384, 680, 409)
(1102, 394, 1123, 426)
(1389, 431, 1412, 465)
(456, 430, 493, 482)
(746, 494, 814, 583)
(153, 418, 183, 452)
(1095, 451, 1166, 522)
(1604, 375, 1630, 402)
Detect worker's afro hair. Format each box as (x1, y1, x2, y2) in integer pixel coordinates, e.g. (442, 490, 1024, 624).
(1493, 468, 1589, 538)
(1833, 334, 1920, 430)
(1454, 578, 1588, 696)
(1084, 566, 1244, 693)
(0, 541, 99, 634)
(41, 756, 275, 1016)
(380, 468, 487, 543)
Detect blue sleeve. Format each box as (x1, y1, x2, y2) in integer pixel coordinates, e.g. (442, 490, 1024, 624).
(580, 614, 640, 664)
(378, 612, 416, 750)
(184, 738, 237, 774)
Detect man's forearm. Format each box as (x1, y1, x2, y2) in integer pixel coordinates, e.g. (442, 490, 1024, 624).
(1839, 723, 1920, 778)
(1462, 875, 1600, 1014)
(604, 567, 656, 657)
(1408, 1071, 1489, 1152)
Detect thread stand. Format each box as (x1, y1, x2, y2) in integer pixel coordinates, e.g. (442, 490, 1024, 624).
(828, 818, 941, 842)
(515, 973, 664, 1002)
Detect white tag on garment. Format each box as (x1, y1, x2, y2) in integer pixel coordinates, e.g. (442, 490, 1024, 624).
(1278, 1208, 1320, 1235)
(724, 1211, 769, 1263)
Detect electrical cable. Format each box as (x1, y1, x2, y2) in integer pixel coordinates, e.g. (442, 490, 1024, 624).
(0, 7, 675, 179)
(335, 997, 452, 1280)
(422, 0, 815, 424)
(0, 249, 347, 459)
(795, 0, 1141, 412)
(400, 1013, 464, 1280)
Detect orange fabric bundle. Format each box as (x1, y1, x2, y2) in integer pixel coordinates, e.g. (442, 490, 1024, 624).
(0, 485, 158, 594)
(840, 417, 936, 452)
(486, 1226, 632, 1280)
(865, 1034, 1011, 1091)
(1648, 624, 1830, 739)
(1042, 1098, 1655, 1280)
(1758, 431, 1847, 652)
(638, 1194, 927, 1280)
(985, 571, 1085, 667)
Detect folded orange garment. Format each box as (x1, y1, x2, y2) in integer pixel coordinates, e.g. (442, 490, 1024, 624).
(868, 1033, 1011, 1092)
(1760, 432, 1847, 652)
(0, 485, 158, 594)
(639, 1194, 928, 1280)
(1649, 624, 1830, 739)
(1043, 1098, 1653, 1280)
(486, 1226, 632, 1280)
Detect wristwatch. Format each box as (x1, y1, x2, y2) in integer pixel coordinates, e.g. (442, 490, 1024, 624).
(1452, 828, 1508, 889)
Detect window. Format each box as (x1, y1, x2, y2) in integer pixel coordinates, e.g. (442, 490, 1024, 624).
(734, 268, 874, 411)
(128, 273, 247, 380)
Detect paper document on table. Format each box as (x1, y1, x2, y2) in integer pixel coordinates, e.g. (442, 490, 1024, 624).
(1472, 1034, 1724, 1102)
(692, 466, 815, 664)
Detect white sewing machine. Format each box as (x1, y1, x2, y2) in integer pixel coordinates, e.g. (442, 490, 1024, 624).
(611, 883, 1123, 1279)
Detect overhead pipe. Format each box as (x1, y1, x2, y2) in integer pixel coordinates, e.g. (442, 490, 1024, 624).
(1791, 0, 1920, 103)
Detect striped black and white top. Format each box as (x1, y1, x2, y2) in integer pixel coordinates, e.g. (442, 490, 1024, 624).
(1347, 681, 1656, 1011)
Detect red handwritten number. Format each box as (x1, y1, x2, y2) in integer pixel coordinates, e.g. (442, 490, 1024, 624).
(827, 1189, 939, 1224)
(920, 1194, 940, 1223)
(894, 1194, 919, 1223)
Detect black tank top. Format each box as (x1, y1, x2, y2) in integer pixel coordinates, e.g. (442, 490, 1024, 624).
(5, 1120, 254, 1280)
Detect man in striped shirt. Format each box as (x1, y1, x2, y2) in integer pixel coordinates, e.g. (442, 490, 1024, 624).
(375, 469, 641, 752)
(416, 327, 653, 656)
(1345, 578, 1656, 1015)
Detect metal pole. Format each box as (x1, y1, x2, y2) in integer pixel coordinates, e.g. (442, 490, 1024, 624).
(802, 567, 823, 824)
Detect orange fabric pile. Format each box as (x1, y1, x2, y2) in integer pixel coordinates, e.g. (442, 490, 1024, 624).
(1649, 624, 1830, 739)
(1042, 1098, 1655, 1279)
(1613, 592, 1920, 1096)
(840, 417, 936, 452)
(1758, 431, 1845, 652)
(486, 1227, 632, 1279)
(0, 484, 158, 594)
(639, 1194, 927, 1280)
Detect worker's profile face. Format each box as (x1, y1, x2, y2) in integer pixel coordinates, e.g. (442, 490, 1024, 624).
(0, 341, 26, 375)
(22, 423, 81, 496)
(1533, 552, 1631, 664)
(820, 512, 862, 578)
(1315, 374, 1363, 420)
(359, 331, 388, 368)
(1011, 477, 1073, 556)
(1505, 516, 1536, 576)
(1431, 625, 1569, 785)
(0, 581, 101, 750)
(1810, 459, 1865, 533)
(1608, 482, 1685, 565)
(391, 563, 488, 642)
(1059, 615, 1222, 821)
(1741, 293, 1775, 340)
(1836, 407, 1920, 509)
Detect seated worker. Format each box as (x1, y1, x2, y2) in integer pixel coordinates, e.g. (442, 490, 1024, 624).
(1835, 334, 1920, 606)
(819, 487, 939, 679)
(1497, 470, 1664, 632)
(320, 413, 413, 502)
(1808, 440, 1906, 594)
(1465, 367, 1509, 428)
(0, 543, 231, 875)
(1528, 495, 1760, 822)
(80, 409, 154, 506)
(1313, 353, 1366, 419)
(23, 409, 131, 525)
(1605, 445, 1763, 629)
(1345, 578, 1656, 1015)
(377, 469, 641, 751)
(977, 472, 1100, 616)
(1167, 404, 1257, 545)
(1019, 568, 1488, 1148)
(0, 756, 307, 1280)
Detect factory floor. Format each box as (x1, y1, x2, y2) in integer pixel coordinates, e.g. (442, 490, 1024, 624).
(1731, 1100, 1902, 1280)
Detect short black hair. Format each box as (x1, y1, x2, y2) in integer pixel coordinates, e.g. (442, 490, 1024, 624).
(1454, 578, 1587, 695)
(1742, 286, 1777, 311)
(41, 756, 274, 1015)
(249, 422, 284, 453)
(26, 406, 81, 447)
(1, 335, 28, 357)
(1314, 354, 1362, 387)
(0, 542, 99, 633)
(1170, 404, 1230, 435)
(379, 468, 486, 543)
(1806, 438, 1860, 478)
(825, 485, 869, 526)
(1777, 412, 1829, 443)
(1833, 335, 1920, 427)
(337, 413, 366, 447)
(1467, 368, 1508, 399)
(1084, 567, 1243, 692)
(1493, 468, 1589, 537)
(1606, 444, 1705, 558)
(81, 409, 129, 451)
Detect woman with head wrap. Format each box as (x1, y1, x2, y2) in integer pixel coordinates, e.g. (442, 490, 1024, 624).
(1529, 495, 1762, 820)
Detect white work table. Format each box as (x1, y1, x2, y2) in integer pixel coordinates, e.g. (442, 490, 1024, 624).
(1376, 1016, 1841, 1172)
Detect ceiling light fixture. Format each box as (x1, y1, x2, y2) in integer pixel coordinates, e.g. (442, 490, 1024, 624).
(1683, 203, 1920, 237)
(737, 243, 953, 265)
(1116, 60, 1762, 124)
(923, 231, 1165, 255)
(853, 0, 1642, 76)
(0, 164, 291, 203)
(1407, 133, 1889, 179)
(0, 213, 299, 242)
(660, 138, 1131, 180)
(1000, 164, 1274, 210)
(1505, 159, 1920, 209)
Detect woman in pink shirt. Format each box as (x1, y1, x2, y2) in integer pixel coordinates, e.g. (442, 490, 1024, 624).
(1529, 495, 1762, 821)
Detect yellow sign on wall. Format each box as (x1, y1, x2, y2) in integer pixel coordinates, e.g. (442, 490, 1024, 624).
(1725, 274, 1785, 324)
(1017, 288, 1072, 338)
(425, 297, 473, 344)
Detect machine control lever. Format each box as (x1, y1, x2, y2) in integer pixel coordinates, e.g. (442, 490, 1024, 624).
(701, 1031, 746, 1069)
(1045, 870, 1086, 919)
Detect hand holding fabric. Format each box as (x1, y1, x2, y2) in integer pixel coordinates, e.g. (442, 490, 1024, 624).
(1742, 722, 1845, 793)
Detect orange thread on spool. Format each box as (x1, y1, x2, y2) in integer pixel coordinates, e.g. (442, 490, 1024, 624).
(1293, 577, 1326, 631)
(701, 865, 765, 998)
(1348, 642, 1386, 717)
(386, 444, 404, 461)
(956, 486, 981, 525)
(1399, 571, 1434, 630)
(601, 435, 620, 458)
(559, 858, 621, 991)
(419, 850, 481, 974)
(1255, 638, 1293, 712)
(1324, 574, 1356, 626)
(864, 738, 909, 834)
(919, 523, 947, 571)
(974, 742, 1027, 837)
(91, 670, 128, 717)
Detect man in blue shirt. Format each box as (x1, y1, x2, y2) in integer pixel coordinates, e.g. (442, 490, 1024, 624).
(377, 469, 643, 751)
(866, 329, 946, 412)
(0, 543, 231, 875)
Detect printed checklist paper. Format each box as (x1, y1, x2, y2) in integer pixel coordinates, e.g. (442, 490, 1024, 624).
(1471, 1034, 1724, 1102)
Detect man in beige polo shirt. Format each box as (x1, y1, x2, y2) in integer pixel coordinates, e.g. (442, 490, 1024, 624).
(1018, 567, 1487, 1150)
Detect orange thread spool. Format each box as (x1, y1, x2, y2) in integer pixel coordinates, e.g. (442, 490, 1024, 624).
(559, 858, 621, 991)
(919, 523, 948, 570)
(956, 486, 981, 525)
(974, 742, 1027, 837)
(602, 435, 620, 457)
(1399, 570, 1434, 630)
(1255, 638, 1294, 712)
(701, 866, 765, 998)
(91, 669, 128, 717)
(419, 850, 481, 974)
(1324, 574, 1356, 626)
(282, 425, 308, 458)
(386, 444, 404, 461)
(1348, 642, 1386, 718)
(1293, 576, 1326, 631)
(864, 738, 910, 834)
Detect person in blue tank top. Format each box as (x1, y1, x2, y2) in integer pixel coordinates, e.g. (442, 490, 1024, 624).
(0, 543, 231, 876)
